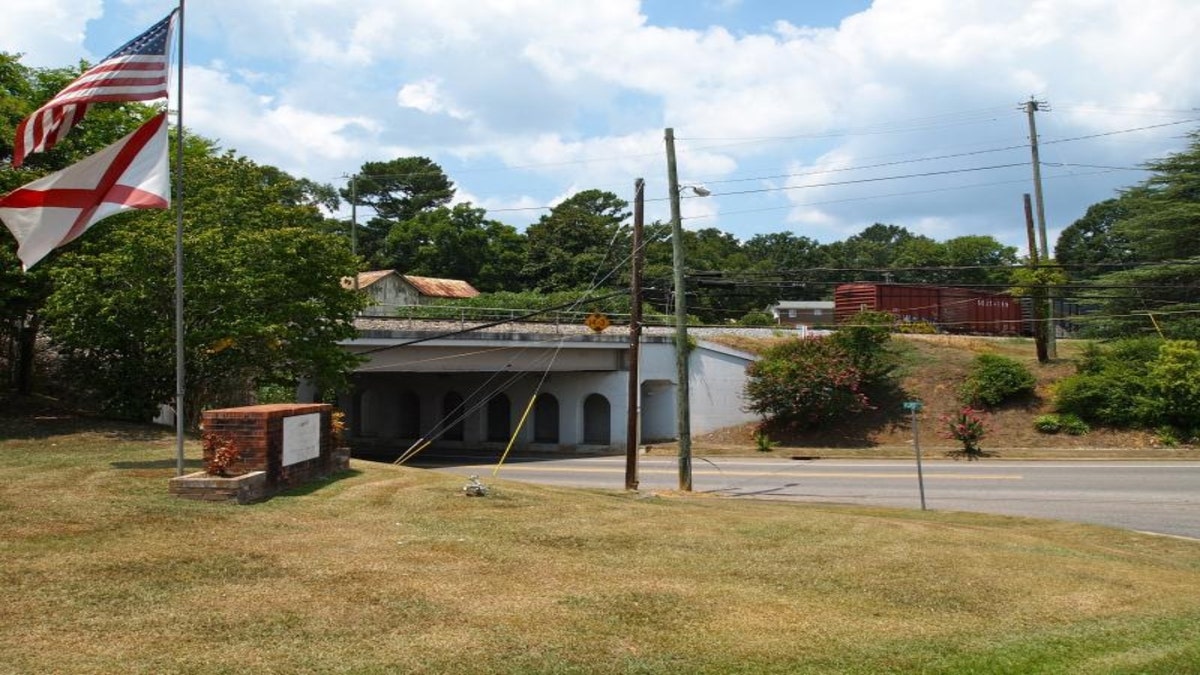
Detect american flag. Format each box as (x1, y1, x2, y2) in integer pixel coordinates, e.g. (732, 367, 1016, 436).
(12, 10, 177, 168)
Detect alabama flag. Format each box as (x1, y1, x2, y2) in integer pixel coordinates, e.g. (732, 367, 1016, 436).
(0, 112, 169, 270)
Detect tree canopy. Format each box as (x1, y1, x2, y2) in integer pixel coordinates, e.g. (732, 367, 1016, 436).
(41, 144, 364, 423)
(383, 203, 524, 292)
(0, 52, 166, 394)
(522, 189, 630, 292)
(340, 156, 456, 267)
(1056, 130, 1200, 339)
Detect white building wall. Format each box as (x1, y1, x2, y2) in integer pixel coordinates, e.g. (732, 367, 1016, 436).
(362, 275, 420, 316)
(689, 343, 758, 434)
(344, 336, 759, 454)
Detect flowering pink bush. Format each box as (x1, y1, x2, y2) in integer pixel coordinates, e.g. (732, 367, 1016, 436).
(940, 406, 993, 460)
(745, 337, 872, 429)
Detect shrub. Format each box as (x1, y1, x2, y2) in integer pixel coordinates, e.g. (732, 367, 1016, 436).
(1155, 427, 1180, 448)
(202, 433, 242, 476)
(940, 406, 993, 460)
(959, 353, 1036, 407)
(745, 337, 871, 429)
(1053, 338, 1198, 432)
(1060, 414, 1090, 436)
(738, 311, 776, 327)
(1034, 414, 1062, 434)
(830, 310, 896, 384)
(1054, 372, 1154, 428)
(1148, 340, 1200, 431)
(752, 429, 778, 452)
(1034, 413, 1090, 436)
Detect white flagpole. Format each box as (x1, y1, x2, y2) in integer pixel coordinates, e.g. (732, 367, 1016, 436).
(173, 0, 187, 476)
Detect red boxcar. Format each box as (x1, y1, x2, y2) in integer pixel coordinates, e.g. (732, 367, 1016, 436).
(834, 284, 940, 325)
(834, 283, 1027, 335)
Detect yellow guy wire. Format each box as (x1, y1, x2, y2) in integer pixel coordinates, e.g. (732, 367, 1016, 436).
(393, 438, 433, 466)
(494, 393, 538, 477)
(1144, 312, 1166, 339)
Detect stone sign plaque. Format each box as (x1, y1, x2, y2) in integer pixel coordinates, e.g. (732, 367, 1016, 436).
(282, 413, 321, 467)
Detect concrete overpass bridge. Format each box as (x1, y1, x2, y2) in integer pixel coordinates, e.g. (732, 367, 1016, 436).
(329, 319, 760, 459)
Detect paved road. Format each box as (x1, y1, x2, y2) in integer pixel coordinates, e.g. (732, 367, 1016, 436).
(407, 455, 1200, 539)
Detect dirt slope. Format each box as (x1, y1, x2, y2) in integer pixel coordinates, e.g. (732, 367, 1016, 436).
(686, 333, 1198, 460)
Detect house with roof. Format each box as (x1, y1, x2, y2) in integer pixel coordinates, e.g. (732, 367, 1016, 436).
(345, 270, 480, 317)
(767, 300, 835, 328)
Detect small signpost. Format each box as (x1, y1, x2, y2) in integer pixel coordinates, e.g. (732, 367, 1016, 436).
(903, 401, 927, 511)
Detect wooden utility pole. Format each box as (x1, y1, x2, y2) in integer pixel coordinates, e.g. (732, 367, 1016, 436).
(665, 128, 692, 492)
(350, 173, 359, 291)
(1025, 193, 1049, 363)
(625, 178, 644, 491)
(1023, 97, 1055, 358)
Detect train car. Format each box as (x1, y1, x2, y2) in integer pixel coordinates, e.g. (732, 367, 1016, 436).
(1019, 296, 1097, 338)
(943, 286, 1026, 334)
(834, 283, 940, 326)
(834, 283, 1028, 335)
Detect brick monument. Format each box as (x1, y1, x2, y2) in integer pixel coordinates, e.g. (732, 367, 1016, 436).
(169, 403, 350, 504)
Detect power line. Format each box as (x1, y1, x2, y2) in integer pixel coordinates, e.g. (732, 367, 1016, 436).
(685, 162, 1029, 199)
(690, 259, 1200, 273)
(676, 166, 1128, 223)
(699, 143, 1032, 186)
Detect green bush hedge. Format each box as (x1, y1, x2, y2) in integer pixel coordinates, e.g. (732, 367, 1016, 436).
(745, 337, 870, 429)
(1053, 338, 1200, 439)
(1034, 413, 1089, 436)
(960, 353, 1036, 407)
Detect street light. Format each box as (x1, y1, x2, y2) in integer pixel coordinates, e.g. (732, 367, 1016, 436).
(664, 127, 711, 491)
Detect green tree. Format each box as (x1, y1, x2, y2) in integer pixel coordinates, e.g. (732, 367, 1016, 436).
(1070, 132, 1200, 339)
(744, 232, 826, 274)
(826, 223, 917, 273)
(890, 235, 1017, 286)
(681, 228, 751, 323)
(475, 219, 528, 292)
(41, 142, 365, 424)
(382, 203, 526, 291)
(0, 53, 161, 394)
(523, 189, 629, 292)
(344, 156, 455, 223)
(742, 232, 830, 304)
(1114, 133, 1200, 260)
(1055, 198, 1137, 280)
(942, 235, 1019, 286)
(891, 236, 949, 284)
(340, 156, 455, 266)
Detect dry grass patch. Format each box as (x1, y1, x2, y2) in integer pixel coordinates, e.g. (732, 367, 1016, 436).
(2, 419, 1200, 673)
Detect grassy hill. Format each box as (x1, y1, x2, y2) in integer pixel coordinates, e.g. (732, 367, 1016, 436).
(691, 334, 1200, 460)
(1, 414, 1200, 673)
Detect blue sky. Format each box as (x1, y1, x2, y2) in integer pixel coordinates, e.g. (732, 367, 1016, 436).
(7, 0, 1199, 252)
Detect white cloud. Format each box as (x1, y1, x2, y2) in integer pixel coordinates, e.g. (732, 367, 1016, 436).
(183, 65, 383, 176)
(17, 0, 1199, 246)
(397, 78, 471, 120)
(1, 0, 102, 66)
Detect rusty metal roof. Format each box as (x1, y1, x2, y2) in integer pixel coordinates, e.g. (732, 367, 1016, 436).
(402, 275, 480, 299)
(341, 269, 396, 290)
(341, 270, 480, 298)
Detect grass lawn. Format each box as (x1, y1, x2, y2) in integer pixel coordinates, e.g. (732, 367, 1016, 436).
(3, 418, 1200, 673)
